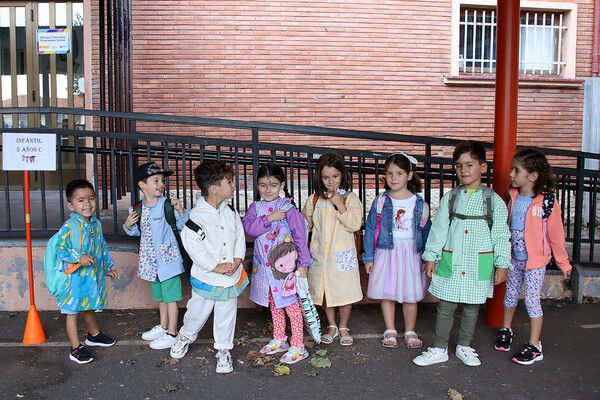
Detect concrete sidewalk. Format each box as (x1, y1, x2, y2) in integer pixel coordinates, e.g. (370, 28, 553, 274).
(1, 301, 599, 400)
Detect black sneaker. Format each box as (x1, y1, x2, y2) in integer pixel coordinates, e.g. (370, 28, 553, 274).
(85, 331, 116, 347)
(69, 345, 94, 364)
(512, 343, 543, 365)
(494, 328, 513, 352)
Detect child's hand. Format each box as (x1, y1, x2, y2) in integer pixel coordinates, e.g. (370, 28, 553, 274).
(124, 211, 139, 229)
(423, 261, 435, 277)
(214, 262, 233, 275)
(79, 254, 94, 266)
(267, 209, 287, 222)
(563, 270, 571, 280)
(494, 268, 508, 285)
(364, 263, 373, 274)
(171, 198, 185, 216)
(107, 269, 117, 279)
(297, 266, 308, 277)
(329, 193, 347, 213)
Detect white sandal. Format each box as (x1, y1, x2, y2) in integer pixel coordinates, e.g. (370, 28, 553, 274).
(321, 325, 339, 345)
(339, 328, 354, 346)
(382, 329, 398, 349)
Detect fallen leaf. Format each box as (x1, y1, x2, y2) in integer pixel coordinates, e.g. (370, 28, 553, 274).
(304, 370, 318, 377)
(163, 357, 180, 366)
(315, 349, 327, 357)
(9, 312, 18, 317)
(273, 363, 291, 376)
(245, 351, 261, 362)
(309, 357, 332, 368)
(448, 388, 464, 400)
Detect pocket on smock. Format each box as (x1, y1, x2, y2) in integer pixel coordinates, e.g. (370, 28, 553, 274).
(335, 249, 358, 272)
(478, 251, 494, 281)
(160, 241, 180, 264)
(436, 250, 453, 278)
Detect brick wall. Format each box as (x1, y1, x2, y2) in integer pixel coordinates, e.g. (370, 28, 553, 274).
(91, 1, 594, 155)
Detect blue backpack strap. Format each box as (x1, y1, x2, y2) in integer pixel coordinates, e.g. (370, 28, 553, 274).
(65, 218, 82, 252)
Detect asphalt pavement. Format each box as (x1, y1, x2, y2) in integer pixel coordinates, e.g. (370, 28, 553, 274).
(1, 301, 599, 400)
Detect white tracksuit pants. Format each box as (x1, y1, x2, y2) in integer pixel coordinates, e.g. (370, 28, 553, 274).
(179, 291, 238, 351)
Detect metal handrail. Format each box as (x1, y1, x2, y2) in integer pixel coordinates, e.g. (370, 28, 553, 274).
(0, 107, 598, 265)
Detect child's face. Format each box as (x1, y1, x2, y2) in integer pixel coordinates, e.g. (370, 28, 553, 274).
(510, 160, 537, 193)
(257, 176, 283, 202)
(385, 163, 412, 192)
(211, 175, 235, 201)
(455, 152, 486, 189)
(321, 166, 342, 194)
(67, 187, 96, 221)
(139, 174, 165, 199)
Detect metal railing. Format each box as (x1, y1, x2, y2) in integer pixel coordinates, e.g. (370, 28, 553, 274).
(1, 107, 598, 265)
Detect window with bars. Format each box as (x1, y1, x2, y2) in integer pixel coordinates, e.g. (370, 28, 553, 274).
(459, 8, 567, 76)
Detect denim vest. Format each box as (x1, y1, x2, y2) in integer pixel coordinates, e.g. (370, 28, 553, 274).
(362, 192, 431, 264)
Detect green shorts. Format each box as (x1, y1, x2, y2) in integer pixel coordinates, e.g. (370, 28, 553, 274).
(150, 275, 183, 303)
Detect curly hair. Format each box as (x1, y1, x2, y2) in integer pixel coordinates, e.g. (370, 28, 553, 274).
(383, 153, 422, 193)
(194, 160, 234, 196)
(513, 148, 556, 195)
(312, 153, 350, 198)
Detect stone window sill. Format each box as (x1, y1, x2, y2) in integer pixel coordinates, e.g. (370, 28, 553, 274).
(444, 75, 584, 89)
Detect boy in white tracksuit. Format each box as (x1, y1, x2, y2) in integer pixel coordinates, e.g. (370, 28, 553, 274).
(170, 160, 248, 374)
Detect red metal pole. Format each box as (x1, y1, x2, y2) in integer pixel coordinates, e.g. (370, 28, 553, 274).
(22, 170, 46, 344)
(486, 0, 520, 328)
(24, 170, 35, 306)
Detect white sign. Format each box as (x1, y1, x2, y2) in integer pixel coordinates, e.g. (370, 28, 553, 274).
(2, 133, 57, 171)
(36, 29, 71, 54)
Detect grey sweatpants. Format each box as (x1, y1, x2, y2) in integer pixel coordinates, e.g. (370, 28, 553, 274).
(433, 299, 480, 348)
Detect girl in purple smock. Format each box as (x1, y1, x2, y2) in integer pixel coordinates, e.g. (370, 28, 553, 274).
(242, 163, 311, 364)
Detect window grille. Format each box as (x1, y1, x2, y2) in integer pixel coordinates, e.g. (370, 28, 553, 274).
(459, 8, 567, 76)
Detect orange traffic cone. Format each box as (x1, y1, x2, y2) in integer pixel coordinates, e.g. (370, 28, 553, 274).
(22, 305, 46, 345)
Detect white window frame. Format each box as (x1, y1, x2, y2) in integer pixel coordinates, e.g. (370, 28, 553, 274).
(451, 0, 578, 79)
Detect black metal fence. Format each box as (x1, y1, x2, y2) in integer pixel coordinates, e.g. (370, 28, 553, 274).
(1, 107, 598, 265)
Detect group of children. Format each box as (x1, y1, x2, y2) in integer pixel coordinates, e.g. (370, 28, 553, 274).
(50, 140, 571, 373)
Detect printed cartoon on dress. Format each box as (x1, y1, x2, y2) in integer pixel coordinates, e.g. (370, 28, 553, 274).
(268, 236, 298, 297)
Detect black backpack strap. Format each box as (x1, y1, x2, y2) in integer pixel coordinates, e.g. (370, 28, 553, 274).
(185, 219, 205, 240)
(227, 203, 236, 212)
(163, 198, 177, 232)
(542, 192, 555, 220)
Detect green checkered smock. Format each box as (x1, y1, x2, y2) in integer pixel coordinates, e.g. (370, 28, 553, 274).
(423, 186, 511, 304)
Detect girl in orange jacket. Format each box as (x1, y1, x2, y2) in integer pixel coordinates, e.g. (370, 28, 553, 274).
(494, 148, 572, 365)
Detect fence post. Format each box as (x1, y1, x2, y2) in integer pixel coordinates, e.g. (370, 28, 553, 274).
(252, 128, 260, 201)
(573, 156, 585, 263)
(424, 143, 431, 206)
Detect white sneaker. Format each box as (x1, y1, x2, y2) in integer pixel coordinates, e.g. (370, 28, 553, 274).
(170, 334, 192, 359)
(413, 347, 449, 366)
(455, 345, 481, 366)
(215, 350, 233, 374)
(149, 332, 178, 350)
(142, 325, 167, 341)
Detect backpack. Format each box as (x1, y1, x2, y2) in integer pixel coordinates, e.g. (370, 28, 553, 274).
(372, 193, 429, 251)
(44, 219, 82, 297)
(541, 192, 558, 270)
(133, 198, 193, 276)
(448, 186, 495, 229)
(312, 194, 363, 255)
